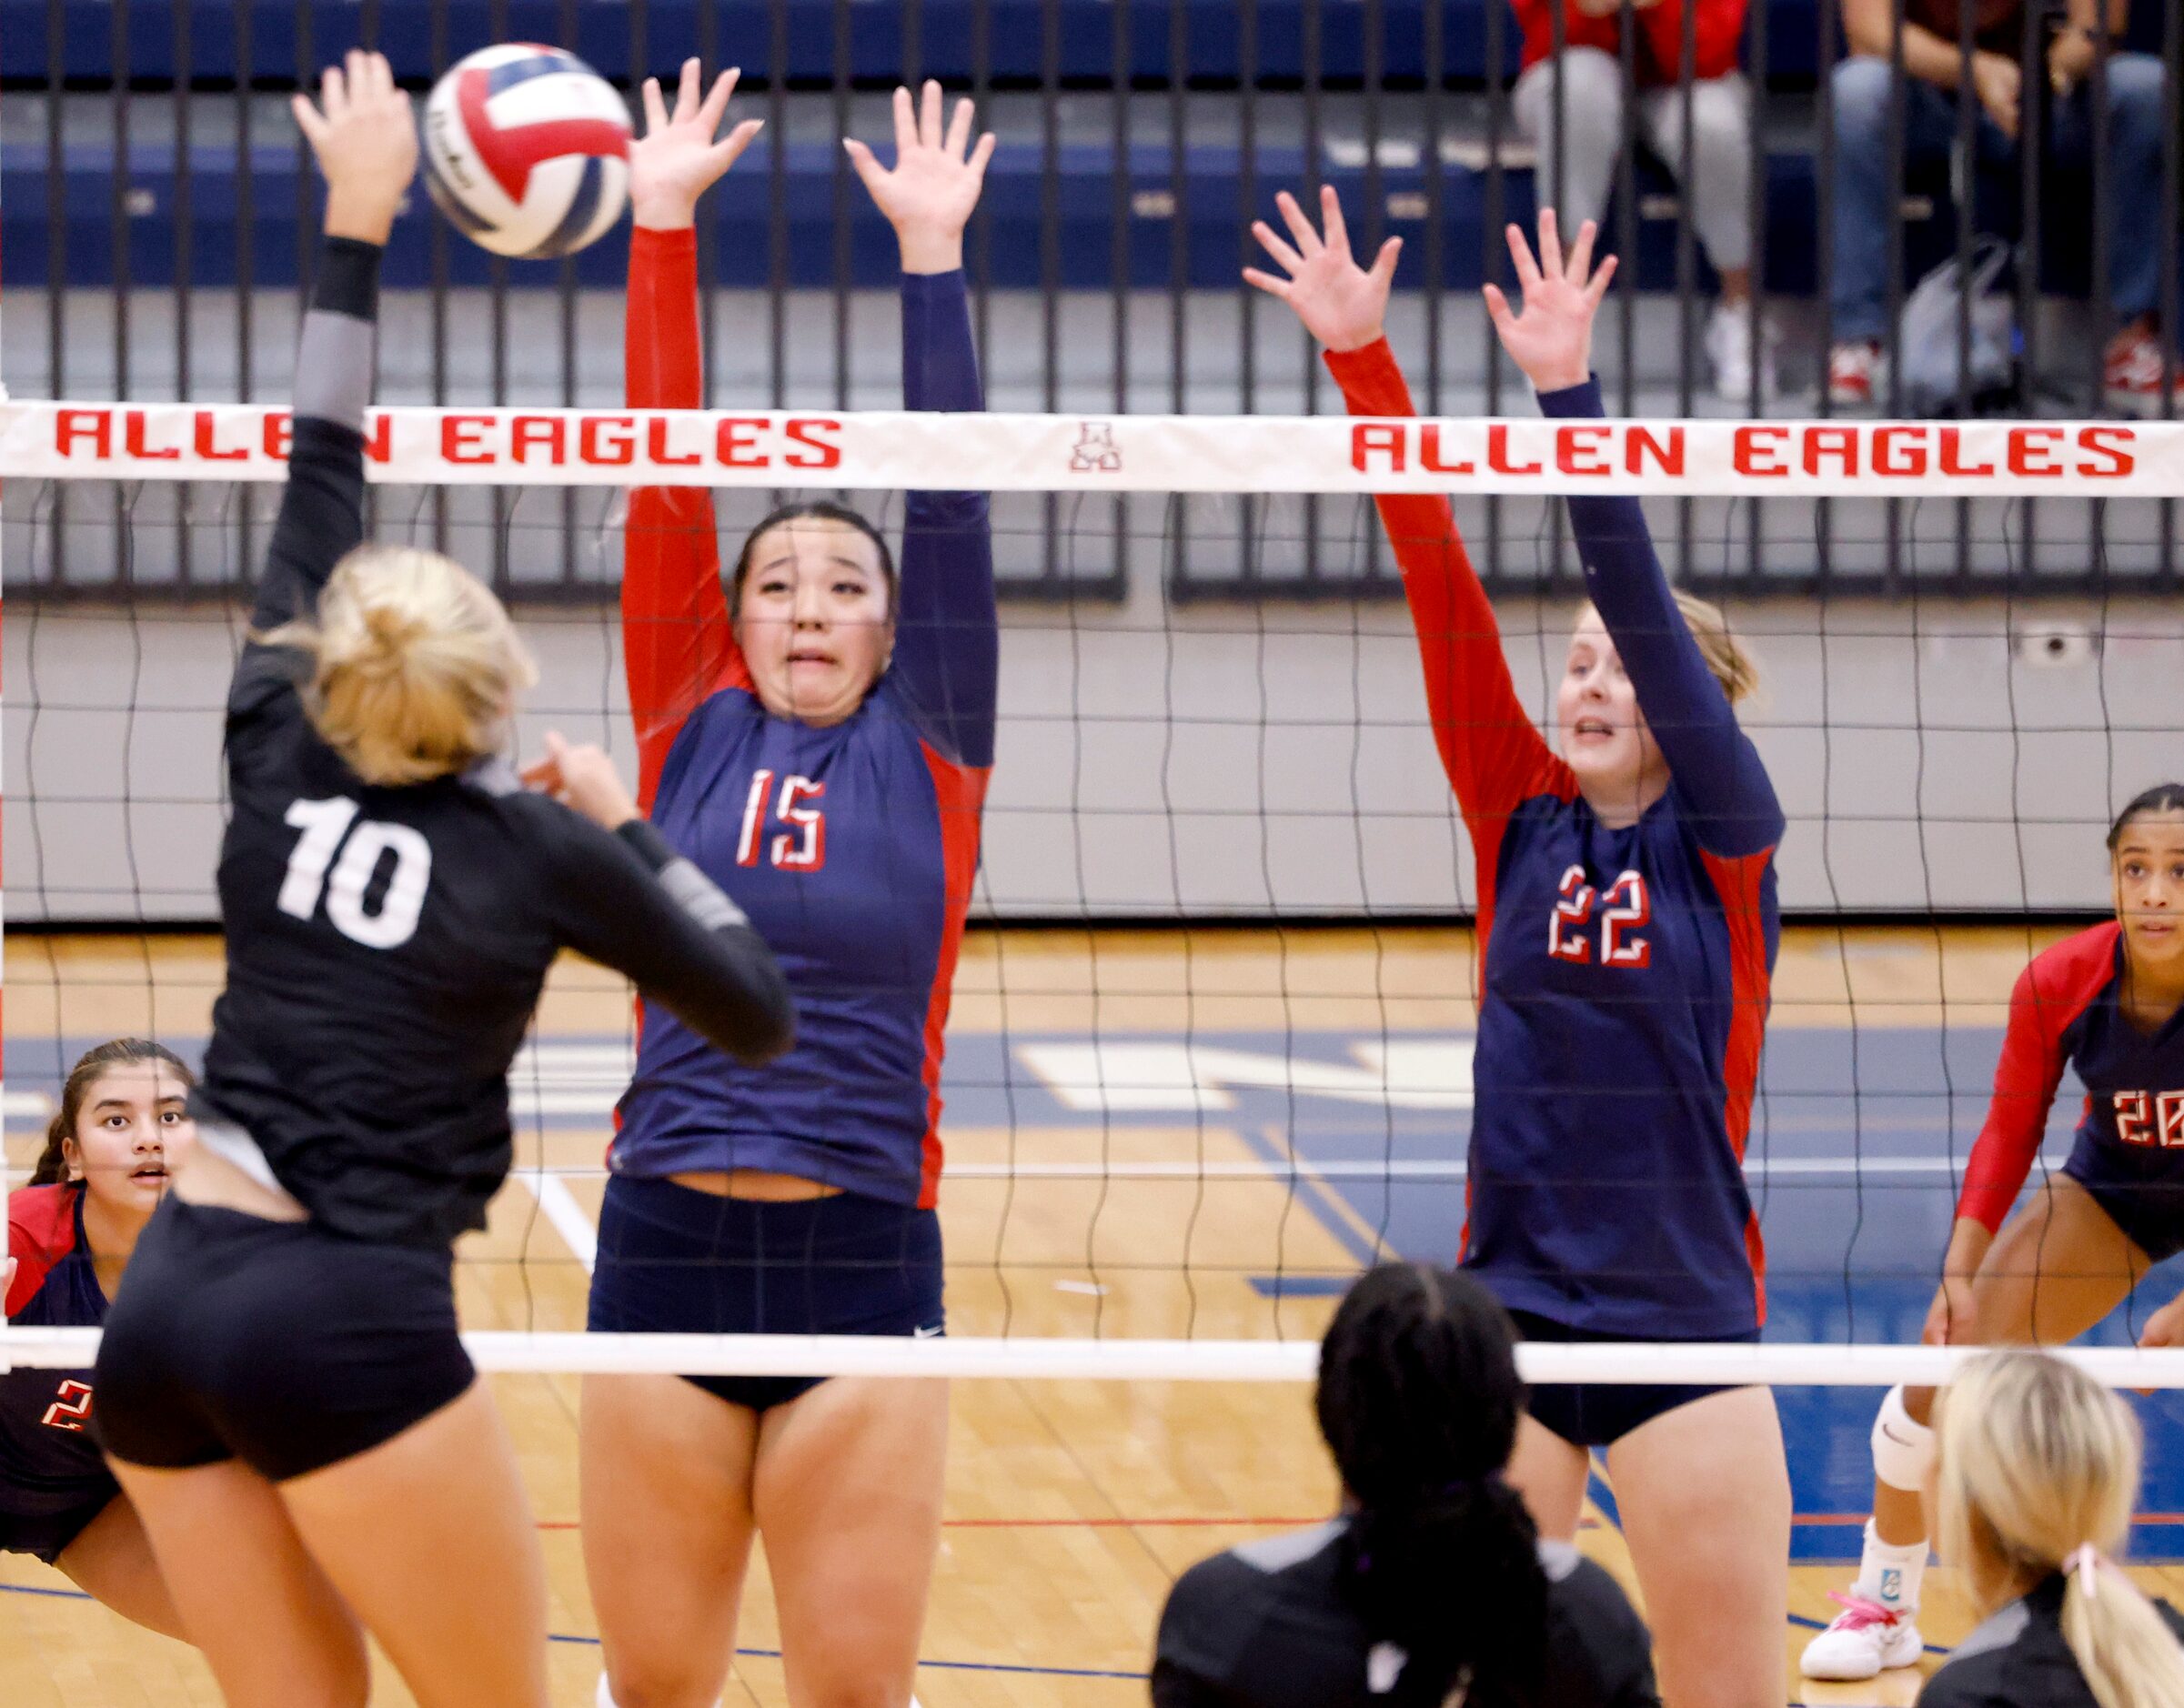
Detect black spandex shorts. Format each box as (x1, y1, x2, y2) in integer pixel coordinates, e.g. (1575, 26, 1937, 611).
(1509, 1309, 1761, 1449)
(0, 1492, 117, 1565)
(2063, 1135, 2184, 1263)
(588, 1174, 945, 1412)
(94, 1199, 476, 1482)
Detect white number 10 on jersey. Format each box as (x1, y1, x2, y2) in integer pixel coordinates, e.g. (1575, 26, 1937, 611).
(279, 797, 433, 949)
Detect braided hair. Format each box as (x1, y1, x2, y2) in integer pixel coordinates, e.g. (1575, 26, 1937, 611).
(1314, 1264, 1548, 1708)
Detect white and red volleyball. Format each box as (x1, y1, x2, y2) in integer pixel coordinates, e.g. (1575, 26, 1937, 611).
(421, 45, 632, 258)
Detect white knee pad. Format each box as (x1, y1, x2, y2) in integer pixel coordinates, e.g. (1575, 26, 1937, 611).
(1871, 1385, 1937, 1493)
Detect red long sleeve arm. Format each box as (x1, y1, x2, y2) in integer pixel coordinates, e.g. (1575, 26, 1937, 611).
(1956, 959, 2074, 1233)
(1322, 340, 1573, 917)
(623, 226, 744, 813)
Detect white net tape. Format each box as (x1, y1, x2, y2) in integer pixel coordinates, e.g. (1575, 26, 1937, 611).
(5, 399, 2182, 497)
(8, 1328, 2184, 1385)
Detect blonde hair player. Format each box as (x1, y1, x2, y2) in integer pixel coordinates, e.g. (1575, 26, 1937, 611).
(1249, 191, 1787, 1708)
(88, 53, 791, 1708)
(1, 1040, 195, 1635)
(1919, 1351, 2184, 1708)
(581, 65, 999, 1708)
(1804, 785, 2184, 1683)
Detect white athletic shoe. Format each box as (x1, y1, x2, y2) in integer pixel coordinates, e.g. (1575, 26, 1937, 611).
(1705, 303, 1777, 405)
(1799, 1593, 1924, 1681)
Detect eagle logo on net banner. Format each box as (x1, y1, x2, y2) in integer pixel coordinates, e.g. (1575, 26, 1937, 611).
(1069, 422, 1123, 476)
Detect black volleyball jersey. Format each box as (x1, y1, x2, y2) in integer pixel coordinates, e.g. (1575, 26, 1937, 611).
(1917, 1573, 2184, 1708)
(195, 236, 792, 1249)
(1153, 1519, 1659, 1708)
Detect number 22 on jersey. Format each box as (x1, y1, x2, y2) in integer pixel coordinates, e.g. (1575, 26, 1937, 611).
(1547, 867, 1652, 968)
(279, 797, 433, 949)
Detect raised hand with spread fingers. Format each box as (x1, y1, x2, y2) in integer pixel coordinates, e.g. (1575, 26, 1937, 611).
(844, 80, 997, 276)
(629, 57, 764, 232)
(1242, 184, 1403, 353)
(1481, 208, 1618, 394)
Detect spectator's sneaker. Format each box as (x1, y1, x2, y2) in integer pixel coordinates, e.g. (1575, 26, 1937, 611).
(1827, 340, 1887, 409)
(1706, 304, 1778, 405)
(2105, 324, 2181, 416)
(1798, 1593, 1924, 1681)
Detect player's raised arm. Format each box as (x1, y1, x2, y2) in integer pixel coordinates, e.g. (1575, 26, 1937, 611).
(1485, 212, 1782, 859)
(1247, 186, 1569, 853)
(846, 82, 999, 769)
(622, 60, 764, 808)
(524, 733, 793, 1064)
(248, 51, 415, 638)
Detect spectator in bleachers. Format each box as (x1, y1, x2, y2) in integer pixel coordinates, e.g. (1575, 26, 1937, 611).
(1827, 0, 2174, 410)
(1512, 0, 1769, 403)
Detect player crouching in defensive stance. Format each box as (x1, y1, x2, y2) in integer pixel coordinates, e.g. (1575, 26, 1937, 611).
(3, 1040, 196, 1637)
(1805, 785, 2184, 1681)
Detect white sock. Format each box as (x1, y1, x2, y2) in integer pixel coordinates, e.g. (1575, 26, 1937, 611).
(1854, 1518, 1929, 1614)
(597, 1679, 617, 1708)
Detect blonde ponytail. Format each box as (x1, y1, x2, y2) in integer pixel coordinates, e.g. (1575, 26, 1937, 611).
(259, 545, 537, 786)
(1938, 1351, 2184, 1708)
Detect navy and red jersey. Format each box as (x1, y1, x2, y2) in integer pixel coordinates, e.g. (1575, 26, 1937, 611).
(610, 226, 997, 1209)
(1327, 342, 1784, 1339)
(2, 1187, 116, 1517)
(1957, 923, 2184, 1232)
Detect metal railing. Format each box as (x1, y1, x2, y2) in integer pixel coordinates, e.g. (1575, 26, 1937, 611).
(2, 0, 2177, 601)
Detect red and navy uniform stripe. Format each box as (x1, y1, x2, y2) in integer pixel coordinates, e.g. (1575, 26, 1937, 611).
(612, 226, 995, 1210)
(1327, 341, 1784, 1339)
(1957, 922, 2184, 1233)
(3, 1187, 116, 1516)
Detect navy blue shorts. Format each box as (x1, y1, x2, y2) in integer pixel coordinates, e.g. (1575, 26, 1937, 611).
(0, 1492, 116, 1565)
(2063, 1135, 2184, 1264)
(588, 1175, 945, 1412)
(1509, 1310, 1761, 1449)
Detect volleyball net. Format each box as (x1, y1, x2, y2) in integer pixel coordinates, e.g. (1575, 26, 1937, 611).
(5, 398, 2184, 1388)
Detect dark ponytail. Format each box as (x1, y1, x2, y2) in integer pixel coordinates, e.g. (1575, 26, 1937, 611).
(1314, 1264, 1547, 1708)
(29, 1038, 196, 1189)
(2109, 784, 2184, 851)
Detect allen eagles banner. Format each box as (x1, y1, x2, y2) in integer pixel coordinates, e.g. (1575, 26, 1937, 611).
(3, 400, 2181, 499)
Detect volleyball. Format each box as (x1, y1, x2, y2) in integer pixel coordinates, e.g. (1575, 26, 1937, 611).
(421, 45, 631, 258)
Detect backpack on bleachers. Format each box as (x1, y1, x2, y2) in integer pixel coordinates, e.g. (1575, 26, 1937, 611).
(1898, 237, 2019, 417)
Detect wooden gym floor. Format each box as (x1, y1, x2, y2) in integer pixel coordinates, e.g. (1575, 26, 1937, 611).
(8, 924, 2184, 1707)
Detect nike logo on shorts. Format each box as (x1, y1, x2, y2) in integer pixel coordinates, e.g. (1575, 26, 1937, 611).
(913, 1323, 944, 1339)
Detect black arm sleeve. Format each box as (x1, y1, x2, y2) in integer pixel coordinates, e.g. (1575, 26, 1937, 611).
(247, 236, 384, 634)
(229, 237, 387, 753)
(547, 813, 795, 1067)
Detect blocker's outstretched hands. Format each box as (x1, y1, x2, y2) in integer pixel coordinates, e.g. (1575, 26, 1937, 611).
(1243, 185, 1402, 355)
(629, 59, 764, 231)
(845, 81, 996, 275)
(293, 49, 417, 245)
(1482, 209, 1617, 395)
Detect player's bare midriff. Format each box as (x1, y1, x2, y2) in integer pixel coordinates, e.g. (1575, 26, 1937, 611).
(669, 1169, 844, 1201)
